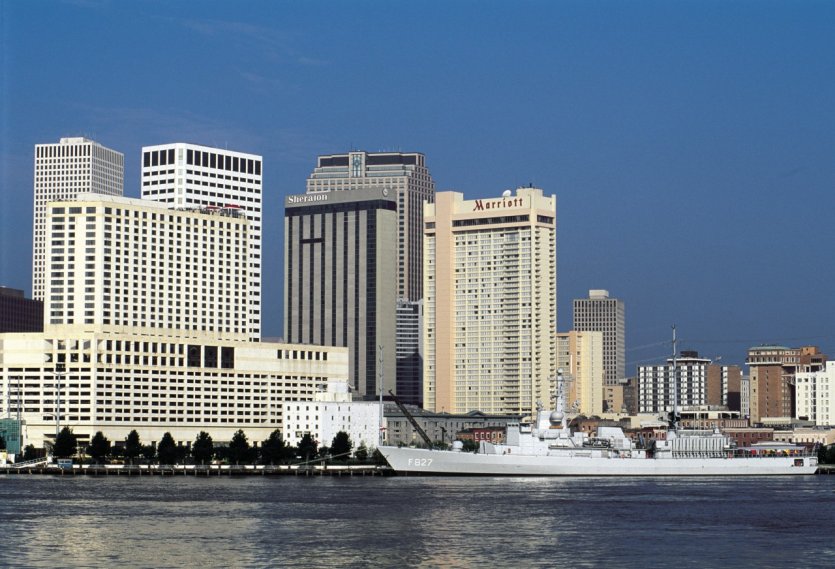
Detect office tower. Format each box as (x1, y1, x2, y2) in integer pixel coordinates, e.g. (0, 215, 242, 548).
(707, 365, 742, 411)
(396, 299, 422, 407)
(33, 137, 124, 301)
(556, 331, 604, 416)
(0, 287, 43, 333)
(746, 345, 827, 423)
(572, 290, 625, 385)
(283, 187, 398, 398)
(795, 361, 835, 426)
(423, 187, 557, 417)
(306, 151, 435, 302)
(638, 351, 711, 414)
(0, 194, 350, 450)
(141, 143, 263, 340)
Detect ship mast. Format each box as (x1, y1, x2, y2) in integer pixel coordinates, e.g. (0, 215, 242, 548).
(670, 326, 679, 431)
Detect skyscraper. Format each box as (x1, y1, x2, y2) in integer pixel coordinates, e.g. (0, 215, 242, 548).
(572, 290, 625, 385)
(141, 143, 263, 341)
(283, 187, 398, 398)
(556, 330, 604, 416)
(423, 187, 557, 417)
(33, 137, 124, 300)
(306, 151, 434, 302)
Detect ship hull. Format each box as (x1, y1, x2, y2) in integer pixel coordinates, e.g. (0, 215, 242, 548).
(379, 446, 818, 476)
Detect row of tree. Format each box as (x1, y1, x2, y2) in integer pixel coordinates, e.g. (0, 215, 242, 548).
(49, 426, 380, 465)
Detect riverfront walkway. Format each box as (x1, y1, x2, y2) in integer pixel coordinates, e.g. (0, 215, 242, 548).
(0, 464, 392, 477)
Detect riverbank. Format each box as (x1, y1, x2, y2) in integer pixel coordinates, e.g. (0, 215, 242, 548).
(1, 463, 392, 476)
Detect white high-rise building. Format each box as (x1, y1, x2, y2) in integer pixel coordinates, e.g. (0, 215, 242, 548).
(638, 352, 711, 414)
(573, 290, 625, 385)
(1, 194, 350, 450)
(795, 361, 835, 426)
(423, 187, 557, 418)
(141, 143, 263, 341)
(306, 151, 435, 302)
(33, 137, 124, 301)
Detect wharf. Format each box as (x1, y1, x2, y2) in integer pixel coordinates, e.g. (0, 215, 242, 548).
(0, 464, 392, 477)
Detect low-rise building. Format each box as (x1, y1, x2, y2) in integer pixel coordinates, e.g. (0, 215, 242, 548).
(384, 404, 520, 447)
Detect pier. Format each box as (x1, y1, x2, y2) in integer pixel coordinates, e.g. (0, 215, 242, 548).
(0, 464, 393, 477)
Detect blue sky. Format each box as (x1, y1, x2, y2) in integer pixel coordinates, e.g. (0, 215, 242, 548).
(1, 0, 834, 368)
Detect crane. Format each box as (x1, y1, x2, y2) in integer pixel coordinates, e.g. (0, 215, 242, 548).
(388, 390, 434, 448)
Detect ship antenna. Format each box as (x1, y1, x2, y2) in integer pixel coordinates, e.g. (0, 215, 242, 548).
(670, 326, 679, 431)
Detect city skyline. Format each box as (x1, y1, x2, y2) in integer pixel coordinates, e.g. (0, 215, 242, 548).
(2, 2, 834, 367)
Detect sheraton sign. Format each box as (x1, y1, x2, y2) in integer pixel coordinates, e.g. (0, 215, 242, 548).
(473, 196, 523, 211)
(287, 193, 329, 204)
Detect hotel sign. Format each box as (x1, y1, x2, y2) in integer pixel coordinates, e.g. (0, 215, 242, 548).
(473, 196, 524, 211)
(287, 193, 329, 205)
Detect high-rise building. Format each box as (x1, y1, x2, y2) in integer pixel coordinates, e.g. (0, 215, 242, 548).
(283, 187, 398, 398)
(639, 351, 711, 414)
(707, 364, 742, 411)
(306, 151, 434, 302)
(572, 290, 625, 385)
(746, 345, 827, 423)
(795, 361, 835, 426)
(33, 137, 124, 301)
(423, 187, 557, 417)
(1, 194, 350, 450)
(557, 331, 604, 416)
(0, 287, 43, 333)
(396, 299, 422, 407)
(141, 143, 263, 340)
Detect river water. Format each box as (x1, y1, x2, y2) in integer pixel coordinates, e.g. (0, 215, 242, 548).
(1, 475, 833, 568)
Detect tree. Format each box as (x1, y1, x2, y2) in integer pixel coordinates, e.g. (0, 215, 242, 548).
(88, 431, 111, 464)
(0, 433, 6, 450)
(157, 432, 178, 465)
(354, 443, 369, 462)
(53, 426, 77, 459)
(227, 429, 251, 465)
(193, 431, 214, 465)
(124, 430, 142, 465)
(372, 448, 387, 465)
(461, 439, 479, 453)
(297, 433, 318, 462)
(23, 444, 38, 461)
(141, 445, 156, 463)
(260, 429, 288, 465)
(330, 431, 352, 461)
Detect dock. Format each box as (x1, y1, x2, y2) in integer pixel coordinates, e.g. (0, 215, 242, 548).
(0, 464, 393, 477)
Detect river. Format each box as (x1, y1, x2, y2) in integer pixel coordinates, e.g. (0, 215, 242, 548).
(1, 475, 833, 568)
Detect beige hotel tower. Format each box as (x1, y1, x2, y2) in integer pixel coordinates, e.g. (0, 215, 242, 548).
(423, 187, 557, 417)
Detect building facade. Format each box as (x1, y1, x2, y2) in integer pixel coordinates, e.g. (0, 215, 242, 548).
(33, 137, 124, 301)
(795, 361, 835, 426)
(639, 352, 711, 414)
(572, 290, 625, 385)
(383, 403, 521, 447)
(0, 288, 43, 333)
(746, 345, 827, 423)
(423, 187, 557, 417)
(1, 195, 350, 450)
(395, 299, 422, 407)
(306, 151, 435, 302)
(557, 331, 604, 416)
(141, 143, 263, 341)
(282, 391, 380, 452)
(283, 187, 397, 398)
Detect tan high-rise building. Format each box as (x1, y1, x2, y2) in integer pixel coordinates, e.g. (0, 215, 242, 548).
(306, 151, 435, 302)
(33, 137, 124, 301)
(557, 331, 604, 416)
(746, 345, 827, 423)
(573, 290, 625, 385)
(423, 187, 557, 417)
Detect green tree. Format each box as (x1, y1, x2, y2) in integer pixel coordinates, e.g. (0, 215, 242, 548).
(157, 432, 178, 465)
(87, 431, 111, 464)
(372, 448, 387, 466)
(297, 433, 318, 462)
(260, 429, 288, 465)
(141, 445, 156, 463)
(0, 433, 6, 450)
(227, 429, 251, 464)
(23, 444, 38, 461)
(461, 439, 479, 453)
(193, 431, 214, 465)
(124, 430, 142, 465)
(53, 426, 77, 459)
(354, 443, 369, 462)
(330, 431, 352, 461)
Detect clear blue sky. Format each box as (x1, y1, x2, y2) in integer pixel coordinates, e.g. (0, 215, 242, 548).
(2, 1, 834, 368)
